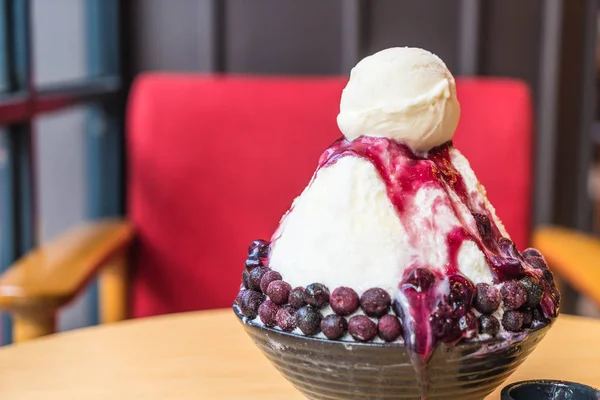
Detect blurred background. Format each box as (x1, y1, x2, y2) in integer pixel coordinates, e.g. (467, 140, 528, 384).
(0, 0, 598, 345)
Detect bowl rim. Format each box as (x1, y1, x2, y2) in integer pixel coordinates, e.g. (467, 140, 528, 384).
(233, 304, 553, 350)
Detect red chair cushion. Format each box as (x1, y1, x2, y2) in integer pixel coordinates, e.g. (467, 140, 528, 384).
(126, 74, 533, 318)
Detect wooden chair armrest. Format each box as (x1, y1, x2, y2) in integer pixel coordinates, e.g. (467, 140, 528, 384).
(0, 218, 134, 342)
(532, 226, 600, 307)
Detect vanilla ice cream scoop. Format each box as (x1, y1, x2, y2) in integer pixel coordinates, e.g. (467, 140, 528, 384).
(337, 47, 460, 152)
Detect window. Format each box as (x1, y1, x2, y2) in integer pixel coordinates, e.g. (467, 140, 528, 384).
(0, 0, 123, 344)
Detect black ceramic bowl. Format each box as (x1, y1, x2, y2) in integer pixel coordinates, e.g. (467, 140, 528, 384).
(234, 306, 553, 400)
(501, 380, 600, 400)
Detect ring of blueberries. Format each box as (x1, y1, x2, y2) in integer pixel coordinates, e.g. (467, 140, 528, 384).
(236, 239, 555, 344)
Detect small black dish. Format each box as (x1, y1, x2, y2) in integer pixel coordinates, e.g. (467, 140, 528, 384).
(502, 380, 600, 400)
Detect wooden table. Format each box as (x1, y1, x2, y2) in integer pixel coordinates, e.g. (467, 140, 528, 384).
(0, 310, 598, 399)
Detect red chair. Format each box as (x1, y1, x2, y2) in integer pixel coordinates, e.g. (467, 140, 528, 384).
(0, 74, 586, 342)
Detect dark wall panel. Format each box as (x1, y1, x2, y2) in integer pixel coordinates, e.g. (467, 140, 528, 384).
(553, 0, 596, 228)
(479, 0, 543, 96)
(365, 0, 461, 73)
(225, 0, 343, 74)
(131, 0, 215, 73)
(475, 0, 546, 226)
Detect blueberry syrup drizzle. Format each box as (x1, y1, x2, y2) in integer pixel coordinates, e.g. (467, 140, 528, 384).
(316, 136, 559, 362)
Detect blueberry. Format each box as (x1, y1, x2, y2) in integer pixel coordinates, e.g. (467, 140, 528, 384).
(520, 276, 543, 307)
(347, 315, 378, 342)
(458, 312, 479, 339)
(437, 324, 462, 343)
(360, 288, 391, 317)
(244, 258, 262, 271)
(266, 280, 292, 305)
(551, 286, 561, 311)
(430, 304, 461, 343)
(498, 238, 520, 258)
(248, 239, 269, 258)
(546, 287, 560, 318)
(258, 300, 279, 327)
(472, 213, 492, 239)
(403, 268, 436, 292)
(242, 270, 250, 289)
(478, 315, 500, 336)
(474, 283, 501, 314)
(448, 275, 475, 308)
(499, 258, 525, 278)
(502, 310, 524, 332)
(248, 267, 270, 292)
(260, 270, 283, 293)
(501, 280, 528, 310)
(330, 287, 360, 316)
(289, 286, 307, 309)
(522, 248, 543, 259)
(275, 305, 297, 332)
(378, 314, 403, 342)
(295, 306, 322, 336)
(304, 283, 330, 309)
(392, 299, 405, 319)
(235, 289, 245, 306)
(543, 269, 555, 285)
(321, 314, 348, 340)
(240, 290, 265, 319)
(526, 255, 547, 270)
(532, 308, 546, 323)
(521, 309, 533, 328)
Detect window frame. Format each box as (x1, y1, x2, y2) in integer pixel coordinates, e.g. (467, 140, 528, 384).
(0, 0, 123, 344)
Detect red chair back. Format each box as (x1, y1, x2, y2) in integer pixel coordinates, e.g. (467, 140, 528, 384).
(126, 74, 533, 318)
